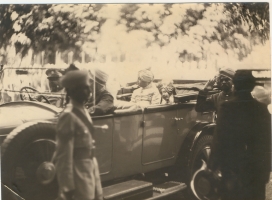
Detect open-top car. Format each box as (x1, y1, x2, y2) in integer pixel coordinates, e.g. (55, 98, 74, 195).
(0, 66, 270, 200)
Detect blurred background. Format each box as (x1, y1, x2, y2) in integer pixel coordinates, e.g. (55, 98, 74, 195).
(0, 3, 270, 89)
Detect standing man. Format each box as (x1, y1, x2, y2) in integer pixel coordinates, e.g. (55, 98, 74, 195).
(55, 70, 103, 200)
(86, 68, 114, 116)
(195, 68, 235, 113)
(209, 70, 271, 200)
(130, 69, 161, 107)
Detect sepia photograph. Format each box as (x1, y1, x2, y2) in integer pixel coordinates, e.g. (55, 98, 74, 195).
(0, 2, 271, 200)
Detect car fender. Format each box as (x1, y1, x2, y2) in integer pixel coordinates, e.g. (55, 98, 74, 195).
(176, 121, 215, 166)
(189, 122, 216, 152)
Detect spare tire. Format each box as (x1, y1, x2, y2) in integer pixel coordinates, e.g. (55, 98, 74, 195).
(1, 122, 58, 200)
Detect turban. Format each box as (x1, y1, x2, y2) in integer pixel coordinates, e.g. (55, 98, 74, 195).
(219, 68, 235, 79)
(157, 81, 174, 94)
(89, 68, 109, 85)
(60, 70, 89, 89)
(138, 69, 154, 83)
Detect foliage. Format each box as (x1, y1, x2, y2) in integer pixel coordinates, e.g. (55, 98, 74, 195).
(0, 3, 269, 65)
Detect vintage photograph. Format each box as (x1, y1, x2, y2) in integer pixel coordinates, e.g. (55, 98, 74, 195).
(0, 2, 271, 200)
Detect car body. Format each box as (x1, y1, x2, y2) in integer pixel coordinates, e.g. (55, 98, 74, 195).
(0, 67, 270, 200)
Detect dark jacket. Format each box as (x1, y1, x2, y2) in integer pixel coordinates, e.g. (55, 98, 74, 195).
(195, 90, 234, 113)
(87, 89, 114, 116)
(209, 92, 271, 184)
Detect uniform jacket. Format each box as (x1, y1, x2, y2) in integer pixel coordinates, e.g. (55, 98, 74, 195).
(54, 104, 103, 200)
(209, 92, 271, 184)
(130, 83, 161, 107)
(195, 90, 234, 112)
(88, 89, 114, 116)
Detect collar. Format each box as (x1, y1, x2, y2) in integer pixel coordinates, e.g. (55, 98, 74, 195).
(222, 89, 233, 96)
(142, 83, 153, 89)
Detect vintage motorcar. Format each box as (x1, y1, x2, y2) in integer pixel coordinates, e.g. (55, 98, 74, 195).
(0, 67, 270, 200)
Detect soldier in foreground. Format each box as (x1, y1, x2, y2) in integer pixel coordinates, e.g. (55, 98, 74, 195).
(209, 70, 271, 200)
(54, 70, 103, 200)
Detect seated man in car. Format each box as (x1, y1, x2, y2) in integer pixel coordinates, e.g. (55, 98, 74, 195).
(157, 80, 175, 104)
(86, 68, 115, 116)
(130, 69, 161, 107)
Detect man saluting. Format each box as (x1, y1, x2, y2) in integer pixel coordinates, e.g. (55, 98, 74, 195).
(195, 68, 235, 113)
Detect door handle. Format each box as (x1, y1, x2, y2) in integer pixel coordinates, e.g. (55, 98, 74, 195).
(94, 125, 109, 130)
(174, 117, 183, 121)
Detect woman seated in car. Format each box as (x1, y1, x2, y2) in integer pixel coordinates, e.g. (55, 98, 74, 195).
(157, 80, 175, 104)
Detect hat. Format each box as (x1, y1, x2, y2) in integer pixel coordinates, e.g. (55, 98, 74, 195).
(157, 80, 174, 95)
(233, 70, 256, 91)
(138, 69, 154, 83)
(219, 68, 235, 79)
(60, 70, 89, 89)
(63, 64, 79, 75)
(89, 68, 109, 85)
(46, 69, 63, 80)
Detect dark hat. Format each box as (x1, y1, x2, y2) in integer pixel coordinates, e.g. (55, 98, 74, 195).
(233, 70, 256, 91)
(219, 68, 235, 79)
(46, 69, 62, 78)
(63, 64, 79, 75)
(60, 70, 89, 89)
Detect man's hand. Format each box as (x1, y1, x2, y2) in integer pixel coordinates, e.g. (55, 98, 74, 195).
(88, 106, 95, 114)
(203, 77, 217, 91)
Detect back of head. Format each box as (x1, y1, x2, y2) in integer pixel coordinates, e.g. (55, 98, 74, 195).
(60, 70, 89, 90)
(64, 64, 79, 75)
(233, 70, 255, 92)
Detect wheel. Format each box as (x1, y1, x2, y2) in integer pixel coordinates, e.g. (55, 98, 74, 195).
(190, 135, 213, 175)
(188, 135, 213, 200)
(1, 122, 58, 200)
(20, 86, 50, 104)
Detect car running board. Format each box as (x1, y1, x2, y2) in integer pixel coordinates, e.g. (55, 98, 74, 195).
(103, 180, 187, 200)
(147, 181, 187, 200)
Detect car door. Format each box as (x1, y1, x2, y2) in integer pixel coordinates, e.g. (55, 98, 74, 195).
(93, 115, 113, 175)
(142, 104, 179, 168)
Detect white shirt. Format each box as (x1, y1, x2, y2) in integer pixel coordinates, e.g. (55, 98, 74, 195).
(130, 83, 161, 107)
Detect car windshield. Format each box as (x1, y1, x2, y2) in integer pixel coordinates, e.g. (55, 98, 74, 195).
(0, 67, 65, 105)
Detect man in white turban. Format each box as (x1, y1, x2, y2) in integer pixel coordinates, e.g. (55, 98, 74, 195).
(130, 69, 161, 107)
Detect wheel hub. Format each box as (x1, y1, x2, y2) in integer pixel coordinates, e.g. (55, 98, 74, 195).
(196, 177, 211, 195)
(36, 162, 56, 185)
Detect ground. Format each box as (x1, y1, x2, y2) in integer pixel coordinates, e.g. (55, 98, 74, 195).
(167, 172, 272, 200)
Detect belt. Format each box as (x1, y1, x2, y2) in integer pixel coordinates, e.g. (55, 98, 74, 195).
(73, 148, 95, 160)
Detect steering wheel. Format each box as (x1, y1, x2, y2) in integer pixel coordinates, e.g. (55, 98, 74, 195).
(20, 86, 51, 104)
